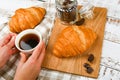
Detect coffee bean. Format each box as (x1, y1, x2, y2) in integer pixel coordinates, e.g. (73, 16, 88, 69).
(84, 63, 90, 68)
(86, 67, 94, 74)
(63, 2, 67, 6)
(63, 0, 73, 6)
(88, 54, 94, 62)
(75, 18, 85, 26)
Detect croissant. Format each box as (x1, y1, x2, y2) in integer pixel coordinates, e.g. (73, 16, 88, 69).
(53, 26, 97, 58)
(9, 7, 46, 33)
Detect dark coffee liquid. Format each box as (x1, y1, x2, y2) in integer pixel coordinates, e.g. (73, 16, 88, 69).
(19, 34, 39, 50)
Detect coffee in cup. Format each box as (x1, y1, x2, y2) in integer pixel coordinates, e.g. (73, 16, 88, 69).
(15, 29, 42, 53)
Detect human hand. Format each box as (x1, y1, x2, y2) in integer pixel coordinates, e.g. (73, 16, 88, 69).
(14, 41, 46, 80)
(0, 33, 19, 68)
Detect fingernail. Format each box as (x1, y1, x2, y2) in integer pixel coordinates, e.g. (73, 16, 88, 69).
(12, 36, 16, 40)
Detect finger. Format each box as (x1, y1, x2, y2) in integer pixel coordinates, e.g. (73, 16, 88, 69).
(17, 53, 27, 69)
(38, 46, 46, 65)
(8, 47, 19, 55)
(30, 41, 44, 60)
(0, 33, 16, 46)
(6, 36, 16, 48)
(20, 52, 27, 63)
(9, 32, 17, 36)
(0, 33, 12, 47)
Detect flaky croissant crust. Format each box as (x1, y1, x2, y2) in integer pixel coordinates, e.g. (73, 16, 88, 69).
(9, 7, 46, 33)
(53, 26, 97, 58)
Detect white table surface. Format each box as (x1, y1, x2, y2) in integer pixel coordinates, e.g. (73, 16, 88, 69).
(0, 0, 120, 80)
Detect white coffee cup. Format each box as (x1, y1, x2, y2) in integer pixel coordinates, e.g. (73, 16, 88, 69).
(15, 29, 42, 53)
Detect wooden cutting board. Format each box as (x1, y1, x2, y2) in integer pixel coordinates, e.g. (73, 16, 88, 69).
(42, 7, 107, 78)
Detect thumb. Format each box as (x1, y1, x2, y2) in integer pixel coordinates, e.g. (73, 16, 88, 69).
(17, 53, 27, 70)
(20, 52, 27, 63)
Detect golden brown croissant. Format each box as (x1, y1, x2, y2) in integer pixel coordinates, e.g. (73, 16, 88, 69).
(9, 7, 46, 33)
(53, 26, 97, 58)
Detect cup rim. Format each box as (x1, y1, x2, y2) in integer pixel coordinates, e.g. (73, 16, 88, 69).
(15, 29, 42, 53)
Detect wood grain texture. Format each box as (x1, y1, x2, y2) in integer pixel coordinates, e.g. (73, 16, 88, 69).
(42, 7, 107, 78)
